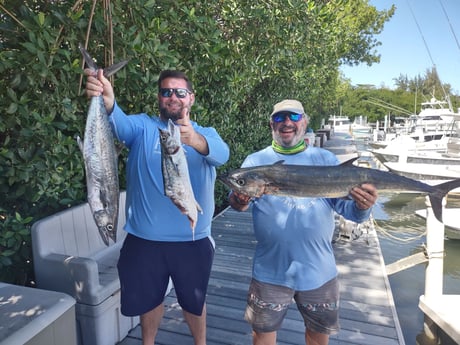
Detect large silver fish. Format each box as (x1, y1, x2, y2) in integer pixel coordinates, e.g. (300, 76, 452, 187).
(218, 158, 460, 223)
(77, 45, 127, 246)
(159, 119, 202, 236)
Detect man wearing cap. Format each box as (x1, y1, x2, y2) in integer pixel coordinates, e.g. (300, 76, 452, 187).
(228, 99, 378, 345)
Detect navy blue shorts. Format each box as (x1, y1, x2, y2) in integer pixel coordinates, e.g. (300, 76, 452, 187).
(117, 234, 215, 316)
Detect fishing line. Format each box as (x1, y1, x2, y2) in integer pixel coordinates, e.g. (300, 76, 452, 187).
(406, 0, 452, 109)
(438, 0, 460, 56)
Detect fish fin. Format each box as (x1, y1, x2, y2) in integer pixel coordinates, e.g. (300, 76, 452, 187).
(79, 43, 128, 76)
(428, 195, 443, 223)
(103, 60, 129, 77)
(340, 157, 360, 166)
(429, 178, 460, 223)
(196, 201, 203, 214)
(79, 44, 98, 71)
(273, 160, 285, 165)
(76, 136, 84, 153)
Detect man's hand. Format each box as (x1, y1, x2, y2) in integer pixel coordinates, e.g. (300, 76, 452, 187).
(350, 183, 378, 210)
(229, 191, 252, 211)
(176, 107, 209, 155)
(84, 69, 115, 113)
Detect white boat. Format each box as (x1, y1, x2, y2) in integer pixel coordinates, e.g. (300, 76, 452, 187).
(415, 208, 460, 240)
(326, 115, 372, 139)
(408, 98, 458, 142)
(369, 114, 460, 166)
(326, 115, 352, 134)
(369, 97, 459, 150)
(384, 162, 460, 180)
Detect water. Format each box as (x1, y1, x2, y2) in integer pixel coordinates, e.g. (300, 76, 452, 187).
(372, 182, 460, 344)
(350, 138, 460, 344)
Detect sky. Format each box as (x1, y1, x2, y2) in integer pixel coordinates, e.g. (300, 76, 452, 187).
(340, 0, 460, 94)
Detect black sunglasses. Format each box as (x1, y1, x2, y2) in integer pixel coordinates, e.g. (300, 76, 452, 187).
(159, 88, 192, 98)
(271, 112, 303, 123)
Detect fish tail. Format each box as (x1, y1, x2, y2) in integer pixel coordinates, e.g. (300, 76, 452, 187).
(79, 44, 98, 71)
(429, 179, 460, 222)
(79, 43, 128, 76)
(427, 194, 443, 223)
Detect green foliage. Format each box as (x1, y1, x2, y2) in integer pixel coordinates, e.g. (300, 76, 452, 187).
(339, 69, 460, 124)
(0, 0, 391, 285)
(0, 209, 34, 285)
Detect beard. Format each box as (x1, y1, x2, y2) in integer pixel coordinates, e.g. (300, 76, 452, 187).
(159, 100, 189, 121)
(273, 125, 304, 147)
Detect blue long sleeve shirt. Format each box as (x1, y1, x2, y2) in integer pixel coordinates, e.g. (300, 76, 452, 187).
(242, 145, 371, 291)
(109, 102, 230, 241)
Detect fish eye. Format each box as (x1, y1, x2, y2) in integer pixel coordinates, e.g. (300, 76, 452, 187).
(236, 178, 245, 186)
(107, 224, 113, 231)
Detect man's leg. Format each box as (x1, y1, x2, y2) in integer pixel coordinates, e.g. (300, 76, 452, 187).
(140, 304, 164, 345)
(253, 330, 277, 345)
(168, 238, 214, 345)
(183, 304, 207, 345)
(296, 278, 339, 345)
(306, 329, 329, 345)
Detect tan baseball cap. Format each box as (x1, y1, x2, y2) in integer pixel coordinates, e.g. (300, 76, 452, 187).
(270, 99, 305, 116)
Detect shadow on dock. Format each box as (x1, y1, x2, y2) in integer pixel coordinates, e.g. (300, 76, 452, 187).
(120, 207, 405, 345)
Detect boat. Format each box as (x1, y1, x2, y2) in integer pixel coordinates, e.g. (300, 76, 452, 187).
(415, 208, 460, 240)
(368, 97, 459, 150)
(383, 162, 460, 180)
(326, 115, 372, 139)
(408, 98, 457, 142)
(326, 115, 352, 135)
(369, 114, 460, 166)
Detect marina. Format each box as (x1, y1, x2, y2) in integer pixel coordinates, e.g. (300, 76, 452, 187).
(375, 192, 460, 344)
(333, 132, 460, 345)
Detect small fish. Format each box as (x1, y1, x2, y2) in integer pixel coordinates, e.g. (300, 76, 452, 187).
(77, 45, 128, 246)
(159, 119, 203, 238)
(218, 158, 460, 223)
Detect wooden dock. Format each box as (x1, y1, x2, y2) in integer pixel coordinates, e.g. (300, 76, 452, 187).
(119, 207, 406, 345)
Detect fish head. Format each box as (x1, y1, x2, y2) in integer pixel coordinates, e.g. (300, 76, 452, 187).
(159, 123, 181, 155)
(93, 209, 117, 246)
(217, 168, 269, 198)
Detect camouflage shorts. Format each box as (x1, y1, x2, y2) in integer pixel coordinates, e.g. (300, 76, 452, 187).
(244, 277, 340, 334)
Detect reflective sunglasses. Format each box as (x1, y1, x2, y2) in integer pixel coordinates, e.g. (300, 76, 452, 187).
(159, 88, 192, 98)
(271, 112, 303, 123)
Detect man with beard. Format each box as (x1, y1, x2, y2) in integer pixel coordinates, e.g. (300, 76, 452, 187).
(227, 99, 377, 345)
(84, 69, 229, 345)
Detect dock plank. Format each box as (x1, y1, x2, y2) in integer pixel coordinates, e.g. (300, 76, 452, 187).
(119, 207, 405, 345)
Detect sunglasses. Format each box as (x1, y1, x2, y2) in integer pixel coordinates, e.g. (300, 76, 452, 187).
(271, 112, 303, 123)
(159, 88, 192, 98)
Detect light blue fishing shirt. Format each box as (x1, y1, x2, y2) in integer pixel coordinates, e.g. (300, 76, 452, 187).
(108, 102, 229, 241)
(242, 145, 372, 291)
